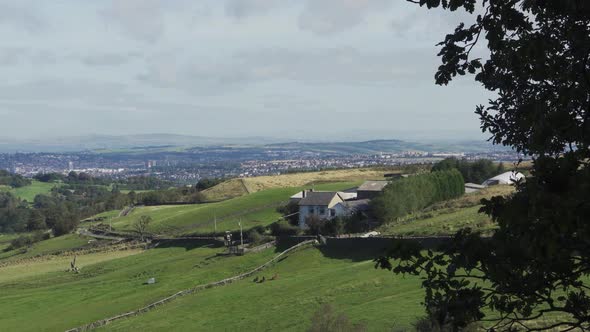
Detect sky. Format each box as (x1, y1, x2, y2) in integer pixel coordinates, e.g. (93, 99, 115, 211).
(0, 0, 491, 142)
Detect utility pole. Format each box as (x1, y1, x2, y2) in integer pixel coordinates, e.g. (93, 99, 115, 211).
(239, 219, 243, 248)
(214, 212, 217, 236)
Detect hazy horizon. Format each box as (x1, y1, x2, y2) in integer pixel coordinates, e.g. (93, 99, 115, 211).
(0, 1, 490, 141)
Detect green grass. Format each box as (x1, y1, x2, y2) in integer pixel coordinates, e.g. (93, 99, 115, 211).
(0, 234, 92, 261)
(379, 205, 495, 236)
(109, 181, 360, 235)
(0, 180, 59, 202)
(0, 242, 279, 332)
(82, 209, 121, 222)
(378, 185, 514, 237)
(101, 245, 424, 331)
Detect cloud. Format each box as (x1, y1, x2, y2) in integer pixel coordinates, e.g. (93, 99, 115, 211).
(0, 48, 57, 66)
(0, 3, 47, 33)
(0, 47, 27, 65)
(0, 79, 135, 102)
(224, 0, 284, 19)
(297, 0, 391, 34)
(101, 0, 166, 43)
(138, 47, 436, 95)
(79, 52, 141, 66)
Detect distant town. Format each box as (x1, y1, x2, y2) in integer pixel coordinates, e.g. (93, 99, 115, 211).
(0, 144, 525, 184)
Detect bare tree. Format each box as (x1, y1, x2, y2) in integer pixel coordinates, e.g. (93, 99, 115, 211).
(133, 215, 152, 241)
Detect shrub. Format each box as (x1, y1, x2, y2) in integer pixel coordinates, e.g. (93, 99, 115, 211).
(342, 213, 370, 234)
(8, 235, 33, 250)
(247, 229, 263, 244)
(308, 304, 367, 332)
(276, 201, 300, 226)
(269, 220, 300, 236)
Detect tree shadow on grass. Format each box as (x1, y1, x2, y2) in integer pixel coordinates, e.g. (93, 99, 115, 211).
(274, 236, 391, 262)
(153, 239, 224, 251)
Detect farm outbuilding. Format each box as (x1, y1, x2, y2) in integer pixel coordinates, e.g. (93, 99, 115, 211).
(356, 180, 389, 199)
(482, 171, 525, 186)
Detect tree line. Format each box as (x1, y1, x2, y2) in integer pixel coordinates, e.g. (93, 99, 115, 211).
(0, 170, 31, 188)
(431, 157, 505, 184)
(34, 172, 173, 190)
(0, 173, 224, 236)
(370, 169, 465, 223)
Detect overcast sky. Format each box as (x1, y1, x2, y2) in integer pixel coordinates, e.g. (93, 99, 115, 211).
(0, 0, 491, 142)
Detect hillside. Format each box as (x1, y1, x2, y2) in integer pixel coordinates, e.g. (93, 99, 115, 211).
(100, 245, 424, 331)
(0, 237, 424, 332)
(202, 167, 396, 201)
(379, 185, 515, 236)
(0, 241, 278, 332)
(0, 180, 58, 202)
(98, 182, 359, 236)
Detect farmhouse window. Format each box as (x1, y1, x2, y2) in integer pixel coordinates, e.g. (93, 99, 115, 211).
(308, 207, 314, 214)
(319, 207, 326, 215)
(330, 209, 336, 217)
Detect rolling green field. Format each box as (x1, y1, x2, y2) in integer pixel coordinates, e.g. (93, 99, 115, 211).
(101, 245, 424, 332)
(0, 237, 424, 332)
(108, 181, 360, 235)
(0, 180, 59, 202)
(379, 205, 495, 236)
(0, 241, 282, 331)
(379, 185, 514, 237)
(0, 233, 94, 261)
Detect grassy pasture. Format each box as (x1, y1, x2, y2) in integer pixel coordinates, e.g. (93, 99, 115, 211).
(379, 185, 515, 236)
(0, 249, 142, 284)
(101, 245, 424, 332)
(0, 180, 58, 202)
(203, 167, 396, 201)
(0, 242, 278, 332)
(108, 181, 360, 235)
(0, 233, 93, 261)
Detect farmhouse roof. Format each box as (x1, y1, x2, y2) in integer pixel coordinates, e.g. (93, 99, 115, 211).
(298, 192, 340, 206)
(482, 171, 525, 186)
(357, 180, 389, 192)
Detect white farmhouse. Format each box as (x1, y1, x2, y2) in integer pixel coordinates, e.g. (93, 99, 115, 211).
(297, 191, 348, 228)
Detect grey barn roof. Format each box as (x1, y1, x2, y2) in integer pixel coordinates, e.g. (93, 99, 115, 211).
(357, 180, 389, 192)
(345, 199, 371, 212)
(298, 192, 340, 206)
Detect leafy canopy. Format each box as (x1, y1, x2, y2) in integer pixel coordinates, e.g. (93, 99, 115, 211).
(377, 1, 590, 331)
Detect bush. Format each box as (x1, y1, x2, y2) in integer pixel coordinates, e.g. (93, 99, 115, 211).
(304, 215, 344, 236)
(247, 229, 263, 244)
(8, 235, 33, 250)
(269, 220, 300, 236)
(342, 213, 370, 234)
(308, 304, 367, 332)
(6, 232, 49, 251)
(53, 218, 78, 236)
(276, 201, 300, 226)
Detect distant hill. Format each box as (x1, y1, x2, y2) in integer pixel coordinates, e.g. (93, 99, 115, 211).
(266, 139, 506, 154)
(0, 134, 288, 153)
(0, 134, 508, 154)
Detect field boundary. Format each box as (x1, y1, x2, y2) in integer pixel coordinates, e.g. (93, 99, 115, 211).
(65, 239, 317, 332)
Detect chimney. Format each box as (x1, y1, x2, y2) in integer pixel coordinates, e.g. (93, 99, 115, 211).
(302, 190, 306, 198)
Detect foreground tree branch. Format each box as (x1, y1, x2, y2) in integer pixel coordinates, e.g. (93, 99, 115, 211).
(379, 1, 590, 330)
